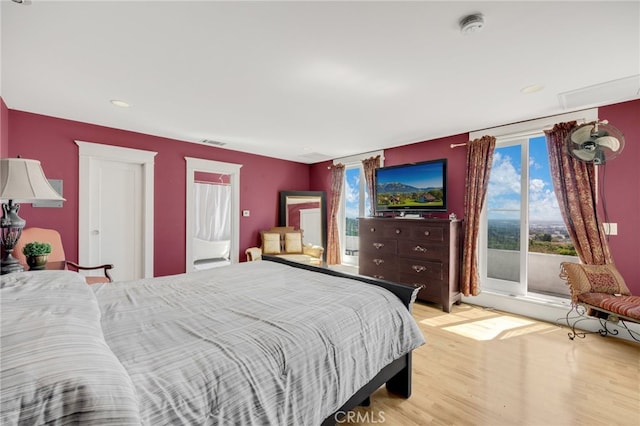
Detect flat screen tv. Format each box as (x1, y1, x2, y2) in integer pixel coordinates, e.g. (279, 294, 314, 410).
(374, 159, 447, 214)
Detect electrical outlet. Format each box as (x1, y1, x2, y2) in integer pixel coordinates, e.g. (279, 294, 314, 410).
(242, 210, 250, 217)
(603, 223, 617, 235)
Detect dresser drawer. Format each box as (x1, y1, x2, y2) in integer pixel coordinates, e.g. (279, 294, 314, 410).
(397, 239, 447, 261)
(396, 258, 444, 282)
(358, 217, 461, 313)
(417, 283, 442, 302)
(360, 221, 385, 237)
(359, 238, 397, 255)
(359, 259, 393, 280)
(382, 223, 413, 239)
(410, 224, 446, 242)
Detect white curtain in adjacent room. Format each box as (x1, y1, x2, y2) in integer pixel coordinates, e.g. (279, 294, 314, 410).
(194, 182, 231, 241)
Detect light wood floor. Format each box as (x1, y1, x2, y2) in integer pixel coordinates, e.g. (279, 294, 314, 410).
(342, 301, 640, 426)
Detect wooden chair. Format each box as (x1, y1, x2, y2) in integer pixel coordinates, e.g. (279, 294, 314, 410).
(14, 227, 113, 284)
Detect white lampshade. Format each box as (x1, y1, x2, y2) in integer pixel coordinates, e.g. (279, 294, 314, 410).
(0, 158, 66, 202)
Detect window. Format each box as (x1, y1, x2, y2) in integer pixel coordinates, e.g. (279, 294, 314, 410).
(482, 136, 577, 298)
(475, 109, 596, 300)
(334, 151, 383, 266)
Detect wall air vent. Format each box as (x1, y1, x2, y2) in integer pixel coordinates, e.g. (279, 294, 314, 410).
(200, 139, 226, 147)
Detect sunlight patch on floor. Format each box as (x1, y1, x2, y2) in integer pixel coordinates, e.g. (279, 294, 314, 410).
(419, 308, 497, 327)
(440, 316, 537, 341)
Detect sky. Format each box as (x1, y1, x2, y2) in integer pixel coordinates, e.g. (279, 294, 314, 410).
(487, 135, 564, 222)
(345, 167, 367, 219)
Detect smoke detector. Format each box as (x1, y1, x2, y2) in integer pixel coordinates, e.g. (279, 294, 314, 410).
(460, 14, 485, 35)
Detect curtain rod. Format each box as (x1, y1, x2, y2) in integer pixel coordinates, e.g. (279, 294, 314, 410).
(194, 180, 229, 185)
(450, 142, 467, 148)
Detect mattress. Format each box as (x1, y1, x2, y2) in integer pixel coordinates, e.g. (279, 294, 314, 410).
(1, 261, 425, 425)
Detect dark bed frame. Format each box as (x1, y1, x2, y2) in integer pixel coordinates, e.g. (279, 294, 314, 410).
(262, 256, 422, 426)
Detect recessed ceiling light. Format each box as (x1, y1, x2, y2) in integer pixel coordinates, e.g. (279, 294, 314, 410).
(521, 84, 545, 94)
(110, 99, 131, 108)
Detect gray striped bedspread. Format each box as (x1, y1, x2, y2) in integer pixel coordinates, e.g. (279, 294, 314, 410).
(1, 261, 425, 425)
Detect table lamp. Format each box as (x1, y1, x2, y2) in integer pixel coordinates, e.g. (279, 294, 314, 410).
(0, 157, 66, 274)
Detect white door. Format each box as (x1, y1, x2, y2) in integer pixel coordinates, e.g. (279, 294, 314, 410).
(300, 208, 321, 246)
(77, 141, 156, 281)
(91, 160, 142, 281)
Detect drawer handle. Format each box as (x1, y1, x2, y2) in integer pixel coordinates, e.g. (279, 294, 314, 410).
(373, 242, 384, 249)
(413, 245, 427, 253)
(370, 227, 376, 232)
(374, 275, 385, 279)
(395, 229, 401, 234)
(412, 265, 427, 273)
(424, 231, 430, 236)
(373, 259, 384, 266)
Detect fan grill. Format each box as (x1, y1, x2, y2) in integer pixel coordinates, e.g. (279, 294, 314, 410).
(566, 121, 625, 165)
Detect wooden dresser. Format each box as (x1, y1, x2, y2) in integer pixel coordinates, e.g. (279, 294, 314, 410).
(358, 217, 462, 312)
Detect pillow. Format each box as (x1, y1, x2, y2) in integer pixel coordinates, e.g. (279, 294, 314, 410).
(302, 243, 323, 259)
(284, 232, 303, 254)
(261, 232, 281, 254)
(561, 262, 631, 302)
(0, 271, 140, 424)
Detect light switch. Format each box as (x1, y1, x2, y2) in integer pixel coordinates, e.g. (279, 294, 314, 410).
(603, 223, 617, 235)
(242, 210, 250, 217)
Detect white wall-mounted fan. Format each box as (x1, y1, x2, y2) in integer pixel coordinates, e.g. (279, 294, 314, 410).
(566, 120, 625, 165)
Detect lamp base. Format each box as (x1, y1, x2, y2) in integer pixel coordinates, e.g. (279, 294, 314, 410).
(1, 255, 24, 274)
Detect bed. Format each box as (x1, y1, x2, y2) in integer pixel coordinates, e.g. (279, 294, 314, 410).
(0, 256, 425, 425)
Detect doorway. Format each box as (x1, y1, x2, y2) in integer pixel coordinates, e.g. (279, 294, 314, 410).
(77, 141, 156, 281)
(185, 157, 242, 271)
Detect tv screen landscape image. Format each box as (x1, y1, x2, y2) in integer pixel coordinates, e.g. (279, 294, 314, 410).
(375, 159, 447, 213)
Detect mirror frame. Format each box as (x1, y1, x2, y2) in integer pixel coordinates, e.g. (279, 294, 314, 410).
(279, 191, 327, 261)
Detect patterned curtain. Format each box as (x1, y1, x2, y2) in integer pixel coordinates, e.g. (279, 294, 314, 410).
(544, 122, 612, 265)
(362, 155, 381, 216)
(327, 164, 345, 265)
(461, 135, 496, 296)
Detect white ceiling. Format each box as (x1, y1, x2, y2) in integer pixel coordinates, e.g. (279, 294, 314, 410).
(2, 1, 639, 163)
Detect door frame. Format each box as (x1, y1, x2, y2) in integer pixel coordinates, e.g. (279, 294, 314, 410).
(185, 157, 242, 271)
(76, 141, 157, 278)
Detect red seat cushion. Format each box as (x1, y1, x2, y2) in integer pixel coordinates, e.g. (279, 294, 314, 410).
(578, 293, 640, 321)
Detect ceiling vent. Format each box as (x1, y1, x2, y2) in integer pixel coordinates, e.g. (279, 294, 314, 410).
(558, 75, 640, 110)
(296, 152, 333, 164)
(460, 14, 485, 35)
(200, 139, 226, 147)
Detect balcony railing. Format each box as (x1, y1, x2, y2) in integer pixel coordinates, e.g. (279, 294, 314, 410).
(487, 249, 577, 297)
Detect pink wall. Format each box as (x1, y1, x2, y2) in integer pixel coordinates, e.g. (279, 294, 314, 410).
(309, 100, 639, 294)
(0, 98, 8, 158)
(6, 99, 638, 291)
(597, 100, 639, 294)
(7, 110, 310, 276)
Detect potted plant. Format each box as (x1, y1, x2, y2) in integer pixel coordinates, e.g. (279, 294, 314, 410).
(22, 241, 52, 270)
